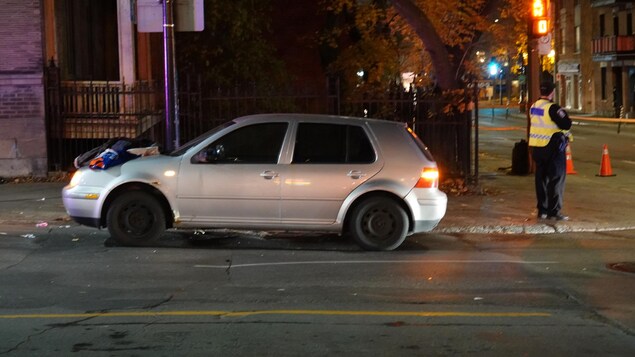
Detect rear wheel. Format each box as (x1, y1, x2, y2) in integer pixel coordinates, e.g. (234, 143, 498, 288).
(348, 196, 408, 251)
(106, 191, 165, 246)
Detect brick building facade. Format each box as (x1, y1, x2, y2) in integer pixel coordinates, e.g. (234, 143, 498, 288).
(556, 0, 635, 117)
(0, 0, 47, 177)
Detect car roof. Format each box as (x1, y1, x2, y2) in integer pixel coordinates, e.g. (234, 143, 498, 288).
(233, 113, 407, 127)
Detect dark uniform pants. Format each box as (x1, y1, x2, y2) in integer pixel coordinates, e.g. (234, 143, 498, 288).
(531, 135, 567, 216)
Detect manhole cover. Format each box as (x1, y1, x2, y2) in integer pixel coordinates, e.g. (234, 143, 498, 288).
(607, 262, 635, 273)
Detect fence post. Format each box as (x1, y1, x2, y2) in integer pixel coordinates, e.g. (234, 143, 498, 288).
(44, 60, 64, 171)
(473, 82, 479, 184)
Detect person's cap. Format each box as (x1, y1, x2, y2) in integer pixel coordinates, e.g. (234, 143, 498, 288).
(539, 81, 556, 94)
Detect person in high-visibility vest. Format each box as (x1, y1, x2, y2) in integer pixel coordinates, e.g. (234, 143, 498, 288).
(529, 81, 572, 221)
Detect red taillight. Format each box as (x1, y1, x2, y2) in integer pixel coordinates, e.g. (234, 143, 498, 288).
(415, 167, 439, 188)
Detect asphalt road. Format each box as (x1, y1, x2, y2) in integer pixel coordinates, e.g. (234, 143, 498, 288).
(1, 108, 634, 356)
(477, 108, 635, 180)
(0, 227, 634, 356)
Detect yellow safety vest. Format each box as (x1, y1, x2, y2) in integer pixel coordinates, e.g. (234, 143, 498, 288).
(529, 99, 563, 147)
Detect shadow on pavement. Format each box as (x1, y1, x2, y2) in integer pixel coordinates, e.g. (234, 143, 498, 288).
(101, 229, 431, 252)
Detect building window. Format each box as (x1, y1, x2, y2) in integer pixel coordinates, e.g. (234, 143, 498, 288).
(601, 67, 607, 100)
(561, 28, 566, 55)
(627, 13, 633, 35)
(613, 15, 619, 36)
(573, 1, 581, 53)
(55, 0, 120, 81)
(600, 14, 605, 37)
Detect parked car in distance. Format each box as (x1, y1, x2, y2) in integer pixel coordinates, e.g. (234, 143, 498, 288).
(63, 114, 447, 250)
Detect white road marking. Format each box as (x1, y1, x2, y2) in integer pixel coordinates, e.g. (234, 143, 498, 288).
(195, 259, 559, 269)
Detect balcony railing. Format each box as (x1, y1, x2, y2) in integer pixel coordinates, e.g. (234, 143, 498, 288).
(46, 78, 163, 140)
(592, 35, 635, 55)
(591, 0, 632, 8)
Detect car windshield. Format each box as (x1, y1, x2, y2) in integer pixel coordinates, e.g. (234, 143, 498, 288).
(168, 121, 236, 156)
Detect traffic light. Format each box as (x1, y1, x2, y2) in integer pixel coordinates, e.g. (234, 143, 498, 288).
(531, 0, 549, 37)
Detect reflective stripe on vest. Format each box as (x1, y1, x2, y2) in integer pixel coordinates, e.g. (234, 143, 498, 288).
(529, 99, 560, 147)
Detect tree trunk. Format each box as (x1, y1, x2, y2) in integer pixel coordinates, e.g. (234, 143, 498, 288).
(390, 0, 461, 90)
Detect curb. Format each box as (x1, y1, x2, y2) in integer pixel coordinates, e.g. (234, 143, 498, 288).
(435, 222, 635, 235)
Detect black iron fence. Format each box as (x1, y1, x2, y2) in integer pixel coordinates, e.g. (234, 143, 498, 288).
(339, 88, 473, 179)
(176, 74, 340, 145)
(44, 65, 475, 179)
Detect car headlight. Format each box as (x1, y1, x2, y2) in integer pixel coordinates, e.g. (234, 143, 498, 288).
(68, 170, 83, 188)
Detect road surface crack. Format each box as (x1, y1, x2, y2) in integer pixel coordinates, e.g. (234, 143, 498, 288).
(1, 315, 97, 355)
(225, 256, 233, 278)
(142, 295, 174, 310)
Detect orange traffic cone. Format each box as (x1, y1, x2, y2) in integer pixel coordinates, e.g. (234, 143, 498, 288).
(596, 144, 616, 177)
(565, 144, 577, 174)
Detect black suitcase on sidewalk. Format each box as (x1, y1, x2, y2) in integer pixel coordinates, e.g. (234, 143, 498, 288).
(511, 139, 529, 175)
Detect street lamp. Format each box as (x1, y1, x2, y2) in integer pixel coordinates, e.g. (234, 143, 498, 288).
(488, 60, 499, 77)
(488, 58, 503, 104)
(488, 58, 498, 103)
(502, 59, 510, 105)
(499, 65, 505, 105)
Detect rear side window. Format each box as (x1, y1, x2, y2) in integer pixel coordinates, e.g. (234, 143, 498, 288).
(292, 123, 375, 164)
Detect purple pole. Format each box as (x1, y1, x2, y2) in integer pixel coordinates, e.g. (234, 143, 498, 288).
(162, 0, 175, 151)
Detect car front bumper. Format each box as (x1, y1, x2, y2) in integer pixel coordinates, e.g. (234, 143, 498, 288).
(62, 185, 106, 228)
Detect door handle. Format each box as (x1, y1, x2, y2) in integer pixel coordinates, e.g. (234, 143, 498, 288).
(347, 170, 366, 179)
(260, 170, 279, 179)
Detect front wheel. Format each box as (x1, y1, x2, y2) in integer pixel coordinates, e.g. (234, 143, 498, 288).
(106, 191, 165, 246)
(348, 196, 408, 251)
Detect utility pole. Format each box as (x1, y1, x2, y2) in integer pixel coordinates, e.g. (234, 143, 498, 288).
(528, 0, 550, 135)
(527, 43, 540, 135)
(525, 0, 551, 173)
(162, 0, 177, 152)
(137, 0, 204, 151)
(499, 70, 504, 106)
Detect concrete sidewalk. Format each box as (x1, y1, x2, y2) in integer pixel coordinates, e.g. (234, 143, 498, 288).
(1, 110, 635, 235)
(438, 107, 635, 234)
(0, 182, 69, 229)
(436, 171, 635, 234)
(1, 174, 634, 235)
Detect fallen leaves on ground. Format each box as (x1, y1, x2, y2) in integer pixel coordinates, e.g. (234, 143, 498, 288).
(440, 178, 497, 196)
(0, 172, 71, 184)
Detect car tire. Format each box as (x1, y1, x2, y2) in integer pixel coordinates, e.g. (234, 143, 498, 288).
(348, 196, 408, 251)
(106, 191, 165, 246)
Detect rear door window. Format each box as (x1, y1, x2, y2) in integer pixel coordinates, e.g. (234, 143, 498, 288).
(292, 123, 375, 164)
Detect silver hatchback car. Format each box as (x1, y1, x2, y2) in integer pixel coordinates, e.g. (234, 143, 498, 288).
(63, 114, 447, 250)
